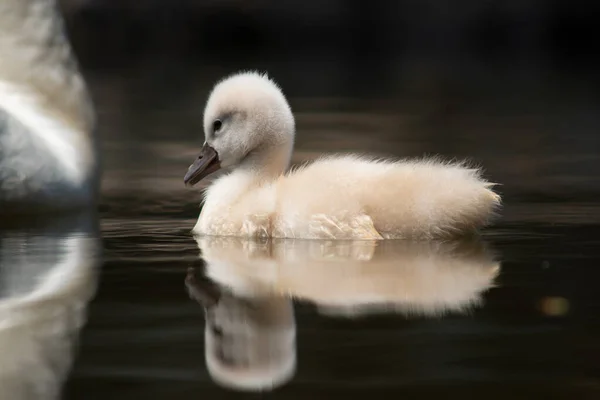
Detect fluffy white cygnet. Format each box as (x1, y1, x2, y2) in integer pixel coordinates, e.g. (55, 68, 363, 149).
(0, 0, 99, 212)
(184, 71, 501, 239)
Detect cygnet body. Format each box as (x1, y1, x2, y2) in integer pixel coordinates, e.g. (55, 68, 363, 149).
(185, 71, 500, 240)
(0, 0, 98, 212)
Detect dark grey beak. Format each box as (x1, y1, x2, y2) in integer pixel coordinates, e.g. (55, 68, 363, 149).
(185, 267, 221, 308)
(184, 144, 221, 186)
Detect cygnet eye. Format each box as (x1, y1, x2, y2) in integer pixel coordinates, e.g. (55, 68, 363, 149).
(213, 119, 222, 133)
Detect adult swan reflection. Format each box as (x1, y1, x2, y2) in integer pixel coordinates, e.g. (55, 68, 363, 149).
(186, 237, 500, 392)
(0, 212, 101, 400)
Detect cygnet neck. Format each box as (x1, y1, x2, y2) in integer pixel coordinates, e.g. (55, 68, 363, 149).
(237, 141, 293, 182)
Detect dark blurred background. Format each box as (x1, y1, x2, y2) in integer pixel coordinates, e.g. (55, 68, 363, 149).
(60, 0, 600, 85)
(61, 0, 600, 71)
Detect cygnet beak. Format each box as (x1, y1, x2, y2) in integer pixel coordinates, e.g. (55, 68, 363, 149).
(184, 144, 221, 186)
(185, 267, 221, 308)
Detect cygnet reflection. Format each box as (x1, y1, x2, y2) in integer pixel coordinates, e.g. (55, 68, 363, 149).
(0, 212, 101, 400)
(187, 236, 500, 392)
(186, 270, 296, 393)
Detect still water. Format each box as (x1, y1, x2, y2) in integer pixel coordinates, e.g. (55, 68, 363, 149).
(1, 69, 599, 399)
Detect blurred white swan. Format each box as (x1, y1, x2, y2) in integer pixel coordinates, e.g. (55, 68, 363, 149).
(184, 71, 501, 240)
(0, 212, 101, 400)
(0, 0, 98, 212)
(185, 236, 500, 392)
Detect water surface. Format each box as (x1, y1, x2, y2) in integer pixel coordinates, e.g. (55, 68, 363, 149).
(2, 68, 599, 399)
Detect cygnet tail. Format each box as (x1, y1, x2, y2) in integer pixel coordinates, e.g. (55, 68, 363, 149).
(370, 159, 502, 239)
(409, 161, 501, 237)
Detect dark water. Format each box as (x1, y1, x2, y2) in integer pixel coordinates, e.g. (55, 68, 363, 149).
(1, 66, 600, 399)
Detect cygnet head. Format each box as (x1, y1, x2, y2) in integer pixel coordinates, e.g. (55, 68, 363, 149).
(184, 71, 295, 186)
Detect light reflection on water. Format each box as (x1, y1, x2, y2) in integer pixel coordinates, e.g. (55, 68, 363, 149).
(0, 212, 101, 400)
